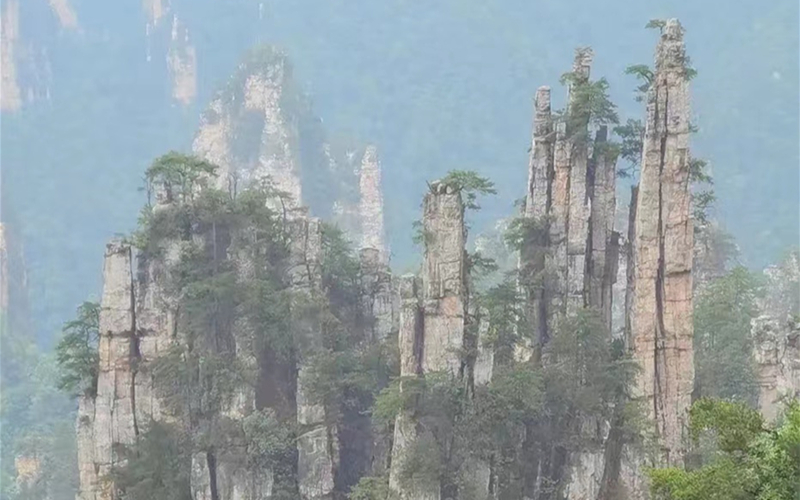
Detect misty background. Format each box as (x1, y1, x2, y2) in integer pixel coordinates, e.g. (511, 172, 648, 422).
(1, 0, 797, 349)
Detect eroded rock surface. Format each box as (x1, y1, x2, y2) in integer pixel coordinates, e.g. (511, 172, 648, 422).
(629, 18, 694, 468)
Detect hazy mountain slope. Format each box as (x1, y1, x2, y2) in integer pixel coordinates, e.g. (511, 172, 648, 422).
(1, 0, 797, 344)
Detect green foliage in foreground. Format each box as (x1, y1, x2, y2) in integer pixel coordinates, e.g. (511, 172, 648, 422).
(54, 301, 100, 397)
(693, 267, 762, 404)
(649, 399, 800, 500)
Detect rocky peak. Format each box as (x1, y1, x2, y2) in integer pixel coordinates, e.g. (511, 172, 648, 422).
(629, 16, 693, 467)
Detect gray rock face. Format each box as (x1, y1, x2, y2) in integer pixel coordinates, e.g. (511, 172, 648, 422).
(359, 147, 388, 258)
(83, 240, 138, 500)
(516, 49, 626, 499)
(288, 214, 339, 500)
(565, 49, 593, 316)
(630, 18, 694, 468)
(359, 248, 394, 344)
(421, 181, 467, 375)
(753, 316, 800, 423)
(192, 48, 303, 206)
(388, 275, 424, 500)
(754, 251, 800, 422)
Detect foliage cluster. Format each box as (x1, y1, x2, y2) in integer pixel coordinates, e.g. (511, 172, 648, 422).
(649, 399, 800, 500)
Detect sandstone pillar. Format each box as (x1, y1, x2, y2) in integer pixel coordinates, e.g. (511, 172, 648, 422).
(630, 18, 694, 467)
(421, 181, 467, 375)
(91, 240, 138, 500)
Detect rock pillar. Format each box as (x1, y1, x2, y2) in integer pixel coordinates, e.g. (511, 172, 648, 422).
(630, 18, 694, 467)
(421, 181, 467, 375)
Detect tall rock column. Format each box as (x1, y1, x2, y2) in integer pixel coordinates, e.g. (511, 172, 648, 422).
(421, 181, 467, 375)
(565, 49, 593, 315)
(587, 126, 619, 329)
(290, 212, 339, 500)
(388, 276, 430, 500)
(89, 241, 138, 500)
(359, 146, 388, 258)
(630, 18, 694, 467)
(520, 86, 554, 359)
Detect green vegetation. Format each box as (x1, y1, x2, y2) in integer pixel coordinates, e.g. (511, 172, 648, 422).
(54, 302, 100, 397)
(648, 399, 800, 500)
(694, 267, 762, 404)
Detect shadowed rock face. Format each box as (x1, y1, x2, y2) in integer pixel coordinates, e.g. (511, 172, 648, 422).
(630, 18, 694, 468)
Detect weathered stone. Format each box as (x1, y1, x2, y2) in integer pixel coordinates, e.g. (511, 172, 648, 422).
(288, 215, 338, 500)
(90, 240, 138, 500)
(166, 15, 197, 106)
(192, 48, 302, 206)
(388, 275, 423, 499)
(753, 316, 800, 423)
(526, 86, 553, 219)
(565, 49, 593, 315)
(359, 146, 388, 258)
(76, 395, 97, 500)
(630, 18, 694, 467)
(519, 86, 554, 360)
(754, 251, 800, 422)
(548, 122, 570, 330)
(421, 181, 467, 375)
(359, 248, 394, 344)
(587, 127, 618, 330)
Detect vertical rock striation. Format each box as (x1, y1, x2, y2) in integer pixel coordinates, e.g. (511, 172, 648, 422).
(388, 275, 426, 500)
(630, 18, 694, 467)
(565, 49, 593, 315)
(520, 86, 553, 359)
(192, 47, 303, 206)
(359, 146, 388, 258)
(290, 213, 339, 500)
(421, 181, 467, 375)
(167, 15, 197, 106)
(88, 240, 138, 500)
(587, 126, 619, 330)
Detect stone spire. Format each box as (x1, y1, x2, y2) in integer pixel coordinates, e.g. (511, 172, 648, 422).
(421, 181, 467, 375)
(519, 86, 553, 359)
(587, 126, 619, 330)
(84, 241, 138, 500)
(630, 18, 694, 466)
(359, 146, 388, 257)
(565, 48, 593, 315)
(192, 47, 303, 207)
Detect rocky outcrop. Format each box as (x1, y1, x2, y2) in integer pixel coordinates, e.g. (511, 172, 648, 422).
(387, 180, 494, 500)
(358, 146, 388, 257)
(519, 86, 554, 359)
(359, 248, 394, 344)
(587, 127, 619, 330)
(388, 275, 427, 500)
(192, 47, 304, 205)
(518, 49, 623, 499)
(565, 49, 593, 316)
(83, 241, 138, 500)
(629, 18, 694, 468)
(753, 316, 800, 422)
(1, 0, 60, 112)
(754, 251, 800, 422)
(421, 181, 467, 375)
(290, 214, 339, 500)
